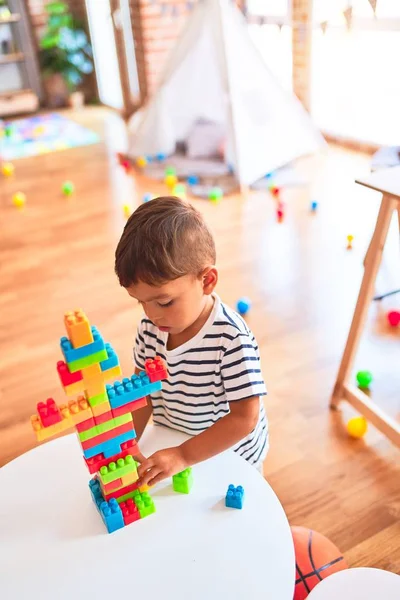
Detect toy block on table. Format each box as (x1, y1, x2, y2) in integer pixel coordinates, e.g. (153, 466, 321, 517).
(172, 468, 193, 494)
(31, 308, 167, 533)
(145, 357, 168, 382)
(225, 484, 244, 509)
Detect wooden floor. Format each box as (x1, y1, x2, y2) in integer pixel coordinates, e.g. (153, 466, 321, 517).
(1, 108, 399, 573)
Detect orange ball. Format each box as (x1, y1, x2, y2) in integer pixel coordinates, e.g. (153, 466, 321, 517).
(292, 526, 348, 599)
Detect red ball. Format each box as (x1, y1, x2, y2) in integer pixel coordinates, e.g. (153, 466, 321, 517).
(292, 526, 348, 599)
(271, 186, 280, 197)
(387, 310, 400, 327)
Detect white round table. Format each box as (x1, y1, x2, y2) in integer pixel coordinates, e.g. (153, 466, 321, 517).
(0, 425, 295, 599)
(308, 568, 400, 599)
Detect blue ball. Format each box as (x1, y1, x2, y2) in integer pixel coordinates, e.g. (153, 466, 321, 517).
(187, 174, 199, 186)
(236, 297, 251, 315)
(156, 152, 166, 162)
(145, 155, 153, 163)
(311, 200, 318, 211)
(143, 193, 153, 203)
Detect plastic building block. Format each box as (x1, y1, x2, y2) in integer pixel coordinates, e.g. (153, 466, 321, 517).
(101, 364, 122, 382)
(64, 310, 94, 349)
(63, 380, 85, 397)
(91, 399, 112, 417)
(100, 343, 120, 372)
(80, 420, 135, 450)
(172, 468, 193, 494)
(81, 363, 102, 381)
(81, 427, 136, 459)
(102, 480, 139, 502)
(78, 413, 132, 442)
(112, 397, 147, 418)
(89, 478, 104, 508)
(86, 390, 108, 408)
(84, 378, 107, 398)
(101, 477, 123, 493)
(93, 409, 113, 426)
(37, 398, 62, 427)
(60, 326, 105, 363)
(75, 414, 96, 433)
(65, 349, 108, 374)
(106, 374, 162, 409)
(225, 484, 244, 509)
(121, 470, 139, 486)
(121, 498, 140, 525)
(98, 455, 138, 485)
(100, 498, 124, 533)
(31, 405, 73, 441)
(67, 396, 94, 425)
(145, 356, 168, 382)
(57, 360, 83, 388)
(83, 440, 138, 474)
(135, 491, 156, 518)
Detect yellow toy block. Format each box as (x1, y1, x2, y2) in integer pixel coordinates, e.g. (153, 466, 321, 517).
(139, 484, 150, 493)
(63, 379, 85, 397)
(102, 364, 122, 382)
(31, 408, 73, 442)
(91, 399, 112, 417)
(84, 379, 107, 398)
(121, 470, 139, 486)
(81, 363, 102, 382)
(64, 310, 93, 349)
(67, 396, 94, 425)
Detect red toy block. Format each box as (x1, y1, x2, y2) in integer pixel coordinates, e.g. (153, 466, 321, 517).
(57, 360, 82, 387)
(83, 439, 138, 474)
(112, 397, 147, 418)
(75, 415, 96, 433)
(101, 477, 123, 493)
(145, 356, 168, 383)
(80, 421, 134, 450)
(103, 480, 139, 502)
(93, 410, 113, 426)
(37, 399, 62, 427)
(121, 498, 140, 525)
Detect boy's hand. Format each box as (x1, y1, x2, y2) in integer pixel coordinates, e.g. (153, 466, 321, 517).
(137, 446, 187, 487)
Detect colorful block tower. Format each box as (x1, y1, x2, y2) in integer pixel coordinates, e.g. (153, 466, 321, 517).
(31, 310, 168, 533)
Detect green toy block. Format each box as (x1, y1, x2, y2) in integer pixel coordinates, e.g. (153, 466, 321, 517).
(78, 413, 132, 442)
(116, 489, 140, 504)
(172, 468, 193, 494)
(67, 349, 108, 373)
(135, 491, 156, 518)
(87, 391, 108, 408)
(99, 455, 138, 485)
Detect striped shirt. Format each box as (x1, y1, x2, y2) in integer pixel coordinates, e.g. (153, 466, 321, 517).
(134, 294, 269, 468)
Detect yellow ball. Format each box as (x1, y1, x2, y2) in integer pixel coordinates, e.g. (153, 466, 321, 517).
(136, 156, 147, 168)
(12, 192, 26, 209)
(347, 416, 367, 438)
(123, 203, 131, 219)
(1, 162, 14, 177)
(165, 174, 178, 188)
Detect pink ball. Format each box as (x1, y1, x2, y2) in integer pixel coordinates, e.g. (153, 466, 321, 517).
(387, 311, 400, 327)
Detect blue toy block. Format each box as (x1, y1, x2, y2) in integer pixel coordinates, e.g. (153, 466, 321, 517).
(60, 326, 105, 363)
(106, 373, 162, 410)
(81, 429, 137, 459)
(100, 498, 124, 533)
(225, 484, 244, 509)
(89, 478, 104, 508)
(100, 343, 120, 372)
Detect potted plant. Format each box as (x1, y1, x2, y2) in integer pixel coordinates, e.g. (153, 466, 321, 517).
(39, 2, 93, 108)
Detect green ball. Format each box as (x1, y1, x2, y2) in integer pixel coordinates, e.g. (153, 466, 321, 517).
(356, 370, 373, 389)
(4, 124, 14, 138)
(62, 180, 74, 196)
(165, 166, 176, 176)
(209, 187, 223, 202)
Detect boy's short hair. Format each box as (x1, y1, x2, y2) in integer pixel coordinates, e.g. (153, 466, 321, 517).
(115, 196, 216, 287)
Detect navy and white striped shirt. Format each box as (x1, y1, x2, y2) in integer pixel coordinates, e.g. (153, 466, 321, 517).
(134, 295, 269, 468)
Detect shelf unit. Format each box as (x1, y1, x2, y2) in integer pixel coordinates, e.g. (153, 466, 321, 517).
(0, 1, 43, 117)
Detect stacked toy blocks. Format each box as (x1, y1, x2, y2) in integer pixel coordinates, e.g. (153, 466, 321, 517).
(31, 309, 167, 533)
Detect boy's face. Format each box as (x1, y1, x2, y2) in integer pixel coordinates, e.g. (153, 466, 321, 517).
(126, 269, 217, 336)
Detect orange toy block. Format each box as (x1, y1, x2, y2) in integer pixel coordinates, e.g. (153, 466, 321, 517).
(64, 309, 94, 349)
(81, 363, 102, 382)
(102, 364, 122, 382)
(63, 379, 85, 396)
(67, 396, 94, 425)
(100, 477, 124, 493)
(84, 379, 107, 399)
(121, 470, 139, 486)
(31, 405, 73, 441)
(91, 399, 112, 417)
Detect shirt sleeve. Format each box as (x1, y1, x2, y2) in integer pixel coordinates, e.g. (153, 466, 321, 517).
(133, 318, 146, 370)
(220, 333, 267, 402)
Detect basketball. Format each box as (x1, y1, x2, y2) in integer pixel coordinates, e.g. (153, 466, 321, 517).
(291, 526, 348, 599)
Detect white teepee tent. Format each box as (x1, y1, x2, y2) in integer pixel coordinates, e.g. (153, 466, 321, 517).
(127, 0, 325, 186)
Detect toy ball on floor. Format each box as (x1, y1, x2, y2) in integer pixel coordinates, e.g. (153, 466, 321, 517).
(165, 166, 176, 176)
(136, 156, 147, 168)
(142, 193, 154, 203)
(270, 186, 280, 197)
(310, 200, 318, 212)
(62, 181, 74, 196)
(346, 234, 354, 249)
(165, 174, 178, 188)
(173, 183, 187, 199)
(356, 370, 373, 389)
(12, 192, 26, 209)
(1, 161, 14, 177)
(187, 174, 199, 186)
(236, 297, 251, 316)
(347, 416, 368, 438)
(387, 310, 400, 327)
(156, 152, 166, 162)
(123, 203, 132, 219)
(209, 187, 223, 203)
(292, 526, 348, 599)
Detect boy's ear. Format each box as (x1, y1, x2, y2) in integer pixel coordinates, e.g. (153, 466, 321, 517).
(202, 267, 218, 295)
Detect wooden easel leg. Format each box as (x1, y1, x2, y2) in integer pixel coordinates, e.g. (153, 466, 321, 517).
(331, 194, 397, 408)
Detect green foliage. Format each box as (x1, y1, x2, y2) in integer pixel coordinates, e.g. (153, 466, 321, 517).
(39, 1, 93, 92)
